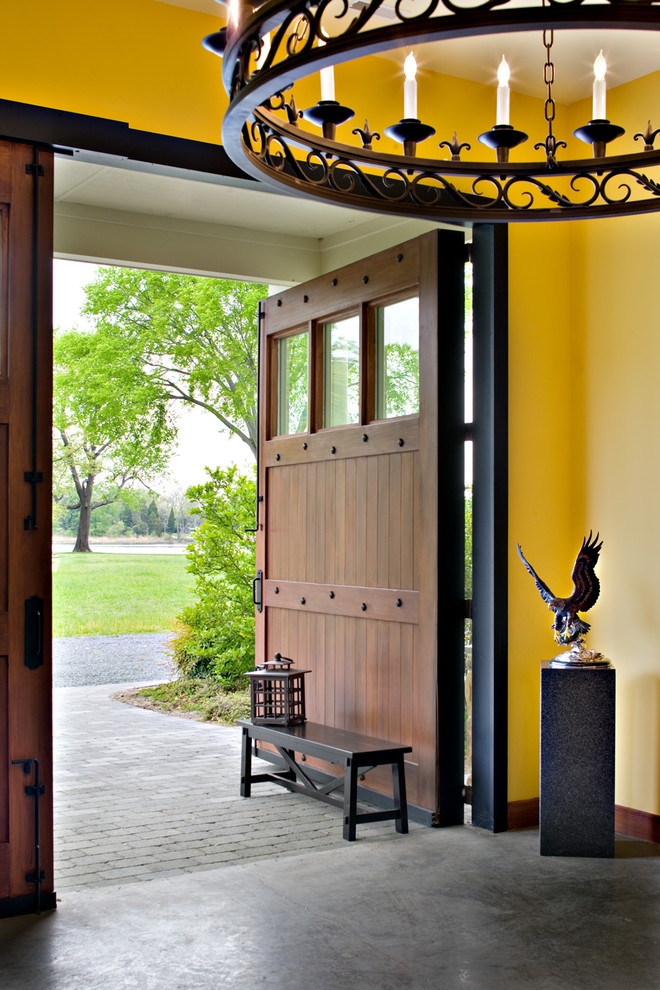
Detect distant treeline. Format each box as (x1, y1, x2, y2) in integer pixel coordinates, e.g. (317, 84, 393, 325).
(53, 493, 201, 540)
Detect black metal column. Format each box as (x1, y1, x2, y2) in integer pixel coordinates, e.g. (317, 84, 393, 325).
(470, 224, 509, 832)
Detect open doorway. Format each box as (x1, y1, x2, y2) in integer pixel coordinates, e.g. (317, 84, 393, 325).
(51, 260, 275, 890)
(1, 126, 508, 919)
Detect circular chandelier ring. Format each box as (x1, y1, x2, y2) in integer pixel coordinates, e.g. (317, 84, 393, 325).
(218, 0, 660, 222)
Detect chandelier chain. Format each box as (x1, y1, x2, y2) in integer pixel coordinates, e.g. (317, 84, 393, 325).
(543, 30, 556, 125)
(536, 24, 567, 166)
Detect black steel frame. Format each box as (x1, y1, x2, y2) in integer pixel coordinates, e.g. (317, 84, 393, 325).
(0, 98, 253, 184)
(471, 224, 509, 832)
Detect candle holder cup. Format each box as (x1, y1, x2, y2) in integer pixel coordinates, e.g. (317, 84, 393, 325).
(573, 119, 625, 158)
(478, 124, 528, 163)
(303, 100, 355, 140)
(385, 118, 436, 157)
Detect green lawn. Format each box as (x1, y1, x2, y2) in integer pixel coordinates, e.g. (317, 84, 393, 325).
(52, 553, 194, 638)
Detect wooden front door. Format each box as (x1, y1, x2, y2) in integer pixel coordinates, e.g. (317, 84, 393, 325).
(0, 141, 54, 915)
(257, 230, 466, 822)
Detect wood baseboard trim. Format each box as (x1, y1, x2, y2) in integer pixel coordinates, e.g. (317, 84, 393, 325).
(506, 800, 660, 842)
(507, 797, 539, 830)
(615, 805, 660, 844)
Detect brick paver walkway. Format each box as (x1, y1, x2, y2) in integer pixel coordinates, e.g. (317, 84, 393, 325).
(54, 684, 418, 890)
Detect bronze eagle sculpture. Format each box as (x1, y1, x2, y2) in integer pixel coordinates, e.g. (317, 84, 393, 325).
(517, 532, 602, 646)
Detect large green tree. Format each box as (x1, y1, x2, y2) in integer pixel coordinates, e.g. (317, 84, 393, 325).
(53, 329, 176, 552)
(82, 269, 267, 459)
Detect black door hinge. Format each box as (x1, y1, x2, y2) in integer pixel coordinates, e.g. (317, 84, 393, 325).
(25, 163, 45, 177)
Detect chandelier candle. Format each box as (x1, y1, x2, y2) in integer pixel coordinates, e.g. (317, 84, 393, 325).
(496, 56, 510, 126)
(228, 0, 240, 31)
(319, 39, 335, 102)
(404, 52, 417, 119)
(593, 51, 607, 119)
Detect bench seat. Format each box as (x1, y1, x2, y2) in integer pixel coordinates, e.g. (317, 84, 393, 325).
(237, 719, 412, 841)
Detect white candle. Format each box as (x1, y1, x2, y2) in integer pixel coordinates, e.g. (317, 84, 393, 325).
(319, 39, 335, 102)
(593, 50, 607, 119)
(228, 0, 240, 30)
(404, 52, 417, 119)
(320, 65, 335, 101)
(496, 56, 510, 126)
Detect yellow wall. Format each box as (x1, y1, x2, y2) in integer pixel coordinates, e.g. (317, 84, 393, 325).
(507, 221, 584, 801)
(6, 0, 660, 816)
(507, 68, 660, 815)
(571, 209, 660, 815)
(3, 0, 226, 143)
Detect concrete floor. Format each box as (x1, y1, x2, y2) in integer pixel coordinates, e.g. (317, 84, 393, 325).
(2, 827, 660, 989)
(1, 681, 660, 989)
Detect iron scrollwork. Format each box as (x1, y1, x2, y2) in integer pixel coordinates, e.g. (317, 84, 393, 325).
(218, 0, 660, 221)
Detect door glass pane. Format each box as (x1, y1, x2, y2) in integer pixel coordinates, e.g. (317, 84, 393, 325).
(375, 297, 419, 419)
(278, 331, 309, 435)
(323, 315, 360, 427)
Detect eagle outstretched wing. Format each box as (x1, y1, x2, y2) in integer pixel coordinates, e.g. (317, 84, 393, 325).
(516, 543, 558, 607)
(567, 530, 602, 613)
(517, 533, 603, 646)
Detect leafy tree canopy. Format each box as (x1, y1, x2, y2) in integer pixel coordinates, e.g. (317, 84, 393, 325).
(53, 328, 176, 551)
(82, 268, 267, 458)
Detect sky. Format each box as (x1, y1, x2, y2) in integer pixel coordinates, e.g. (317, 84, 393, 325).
(53, 259, 254, 498)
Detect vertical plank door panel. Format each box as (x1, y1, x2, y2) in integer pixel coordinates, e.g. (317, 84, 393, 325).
(0, 141, 54, 913)
(257, 232, 465, 821)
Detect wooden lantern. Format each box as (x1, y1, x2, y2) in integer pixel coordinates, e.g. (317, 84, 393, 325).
(245, 654, 310, 726)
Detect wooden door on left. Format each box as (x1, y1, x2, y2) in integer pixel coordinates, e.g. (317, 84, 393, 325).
(0, 141, 54, 916)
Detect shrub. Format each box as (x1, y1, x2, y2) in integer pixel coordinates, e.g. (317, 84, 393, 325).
(172, 466, 256, 689)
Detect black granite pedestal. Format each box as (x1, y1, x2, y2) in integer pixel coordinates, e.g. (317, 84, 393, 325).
(540, 662, 615, 857)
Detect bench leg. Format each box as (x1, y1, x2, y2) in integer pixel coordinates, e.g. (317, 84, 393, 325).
(240, 726, 252, 797)
(343, 758, 358, 841)
(392, 755, 409, 834)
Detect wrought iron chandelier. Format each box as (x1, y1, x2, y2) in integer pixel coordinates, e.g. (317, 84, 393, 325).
(206, 0, 660, 222)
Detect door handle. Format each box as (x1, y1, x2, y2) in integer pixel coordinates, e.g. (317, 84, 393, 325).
(24, 595, 44, 670)
(252, 570, 263, 613)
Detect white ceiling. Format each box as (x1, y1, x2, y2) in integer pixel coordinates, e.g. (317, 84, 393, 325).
(54, 157, 374, 240)
(159, 0, 660, 104)
(53, 155, 437, 285)
(385, 29, 660, 105)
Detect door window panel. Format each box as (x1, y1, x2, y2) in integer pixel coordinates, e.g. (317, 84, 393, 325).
(323, 315, 360, 427)
(375, 297, 419, 419)
(278, 331, 309, 435)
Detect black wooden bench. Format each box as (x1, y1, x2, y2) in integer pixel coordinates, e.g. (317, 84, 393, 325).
(237, 719, 412, 841)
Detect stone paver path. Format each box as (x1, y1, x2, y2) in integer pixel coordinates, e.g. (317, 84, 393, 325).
(54, 683, 419, 890)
